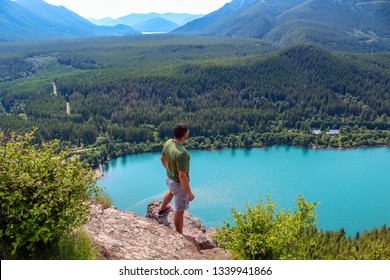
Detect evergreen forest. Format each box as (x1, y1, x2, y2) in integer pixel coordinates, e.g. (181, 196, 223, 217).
(1, 34, 390, 260)
(0, 35, 389, 167)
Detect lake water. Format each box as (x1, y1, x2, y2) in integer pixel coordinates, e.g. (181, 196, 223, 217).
(98, 146, 390, 235)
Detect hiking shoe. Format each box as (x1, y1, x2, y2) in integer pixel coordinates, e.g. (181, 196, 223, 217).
(157, 205, 172, 218)
(184, 234, 196, 242)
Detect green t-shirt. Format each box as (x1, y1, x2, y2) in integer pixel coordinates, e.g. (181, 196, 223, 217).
(162, 139, 190, 183)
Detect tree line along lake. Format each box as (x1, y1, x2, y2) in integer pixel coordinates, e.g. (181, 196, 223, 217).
(98, 146, 390, 236)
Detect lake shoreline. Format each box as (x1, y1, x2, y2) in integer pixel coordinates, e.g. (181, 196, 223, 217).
(94, 143, 390, 177)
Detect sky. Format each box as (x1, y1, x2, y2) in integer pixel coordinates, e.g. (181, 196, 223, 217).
(43, 0, 232, 19)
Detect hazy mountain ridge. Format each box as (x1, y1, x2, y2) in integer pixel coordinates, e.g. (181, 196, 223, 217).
(174, 0, 390, 51)
(89, 13, 204, 29)
(2, 0, 389, 50)
(133, 18, 179, 33)
(0, 0, 140, 41)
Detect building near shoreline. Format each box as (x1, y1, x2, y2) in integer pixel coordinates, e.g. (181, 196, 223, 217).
(312, 129, 340, 135)
(326, 130, 340, 135)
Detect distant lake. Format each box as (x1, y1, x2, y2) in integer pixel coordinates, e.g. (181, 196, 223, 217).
(98, 146, 390, 236)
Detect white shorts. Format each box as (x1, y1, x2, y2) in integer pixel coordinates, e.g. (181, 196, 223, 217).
(165, 177, 189, 212)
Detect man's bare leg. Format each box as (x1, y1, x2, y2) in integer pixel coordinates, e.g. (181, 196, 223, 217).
(160, 191, 173, 212)
(174, 211, 184, 234)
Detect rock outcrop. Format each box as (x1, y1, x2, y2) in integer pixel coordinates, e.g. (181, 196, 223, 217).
(84, 201, 231, 260)
(145, 201, 216, 250)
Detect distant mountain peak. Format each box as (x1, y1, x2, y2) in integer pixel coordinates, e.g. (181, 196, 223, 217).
(133, 17, 179, 33)
(0, 0, 140, 41)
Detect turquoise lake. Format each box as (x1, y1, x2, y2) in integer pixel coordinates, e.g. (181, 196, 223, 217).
(98, 146, 390, 235)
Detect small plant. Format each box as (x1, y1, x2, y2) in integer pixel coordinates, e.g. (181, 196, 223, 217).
(93, 189, 113, 209)
(46, 229, 101, 260)
(0, 130, 100, 258)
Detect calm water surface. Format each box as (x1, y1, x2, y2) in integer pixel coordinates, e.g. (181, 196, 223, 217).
(99, 146, 390, 235)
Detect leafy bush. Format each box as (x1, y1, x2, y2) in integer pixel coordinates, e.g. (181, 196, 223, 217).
(0, 131, 100, 257)
(214, 195, 390, 260)
(214, 195, 318, 260)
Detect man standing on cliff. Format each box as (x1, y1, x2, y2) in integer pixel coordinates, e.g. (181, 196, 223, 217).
(158, 123, 195, 235)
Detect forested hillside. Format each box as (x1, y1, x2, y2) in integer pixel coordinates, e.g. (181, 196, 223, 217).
(0, 35, 389, 166)
(174, 0, 390, 52)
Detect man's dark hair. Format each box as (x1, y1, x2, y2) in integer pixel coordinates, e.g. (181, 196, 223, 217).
(173, 123, 189, 139)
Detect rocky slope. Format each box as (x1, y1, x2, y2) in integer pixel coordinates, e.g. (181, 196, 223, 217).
(83, 201, 231, 260)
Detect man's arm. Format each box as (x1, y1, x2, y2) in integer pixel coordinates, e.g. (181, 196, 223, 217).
(178, 170, 194, 201)
(161, 154, 169, 170)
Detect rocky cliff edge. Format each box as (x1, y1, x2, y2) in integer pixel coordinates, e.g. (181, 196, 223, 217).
(84, 201, 231, 260)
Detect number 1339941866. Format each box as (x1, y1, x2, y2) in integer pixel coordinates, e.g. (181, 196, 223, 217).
(212, 266, 272, 276)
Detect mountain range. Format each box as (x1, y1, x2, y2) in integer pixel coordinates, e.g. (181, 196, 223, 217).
(174, 0, 390, 51)
(88, 13, 204, 33)
(0, 0, 140, 41)
(1, 0, 389, 52)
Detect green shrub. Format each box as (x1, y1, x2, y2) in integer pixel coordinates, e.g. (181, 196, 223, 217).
(214, 194, 390, 260)
(214, 195, 318, 260)
(0, 131, 100, 257)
